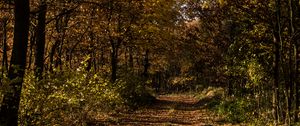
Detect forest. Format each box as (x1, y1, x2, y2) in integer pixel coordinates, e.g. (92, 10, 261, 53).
(0, 0, 300, 125)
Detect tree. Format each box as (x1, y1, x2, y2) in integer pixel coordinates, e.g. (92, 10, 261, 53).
(34, 1, 47, 79)
(181, 0, 300, 124)
(287, 0, 296, 124)
(0, 0, 30, 125)
(1, 17, 8, 76)
(272, 0, 281, 123)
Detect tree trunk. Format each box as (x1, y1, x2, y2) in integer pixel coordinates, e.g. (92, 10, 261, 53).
(49, 40, 59, 72)
(294, 0, 300, 122)
(0, 0, 30, 125)
(1, 18, 8, 87)
(53, 10, 69, 71)
(110, 41, 118, 83)
(273, 0, 282, 124)
(287, 0, 296, 123)
(86, 44, 93, 72)
(296, 40, 300, 122)
(93, 52, 97, 71)
(27, 27, 36, 70)
(143, 49, 150, 78)
(57, 38, 64, 70)
(129, 47, 134, 70)
(100, 47, 105, 67)
(273, 22, 280, 126)
(2, 18, 8, 73)
(34, 2, 47, 79)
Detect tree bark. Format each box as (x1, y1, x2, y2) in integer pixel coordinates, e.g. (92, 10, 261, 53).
(49, 40, 59, 72)
(287, 0, 296, 123)
(0, 0, 30, 125)
(2, 18, 8, 73)
(27, 27, 36, 70)
(143, 49, 150, 78)
(57, 37, 64, 70)
(294, 0, 300, 122)
(296, 39, 300, 122)
(110, 39, 119, 83)
(273, 0, 282, 124)
(100, 47, 105, 67)
(129, 47, 134, 70)
(34, 2, 47, 79)
(273, 19, 280, 126)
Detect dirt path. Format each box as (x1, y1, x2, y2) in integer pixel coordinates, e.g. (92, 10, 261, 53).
(92, 94, 236, 126)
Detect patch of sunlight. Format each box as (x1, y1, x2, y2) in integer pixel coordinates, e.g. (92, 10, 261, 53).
(163, 122, 173, 126)
(167, 108, 175, 115)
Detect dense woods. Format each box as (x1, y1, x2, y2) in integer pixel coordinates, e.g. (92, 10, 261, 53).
(0, 0, 300, 125)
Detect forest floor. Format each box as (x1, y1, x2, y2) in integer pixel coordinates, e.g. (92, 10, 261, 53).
(91, 93, 244, 126)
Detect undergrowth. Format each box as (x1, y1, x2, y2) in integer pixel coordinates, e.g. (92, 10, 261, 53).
(1, 65, 154, 125)
(196, 87, 273, 125)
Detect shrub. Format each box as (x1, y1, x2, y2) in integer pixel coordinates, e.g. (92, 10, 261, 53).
(116, 74, 156, 108)
(1, 58, 155, 125)
(19, 67, 124, 125)
(216, 97, 255, 123)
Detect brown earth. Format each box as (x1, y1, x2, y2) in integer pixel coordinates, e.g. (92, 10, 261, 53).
(90, 94, 241, 126)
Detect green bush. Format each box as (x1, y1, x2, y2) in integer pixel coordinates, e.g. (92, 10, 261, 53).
(116, 74, 156, 108)
(18, 72, 155, 124)
(19, 67, 125, 125)
(216, 97, 255, 123)
(1, 59, 155, 125)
